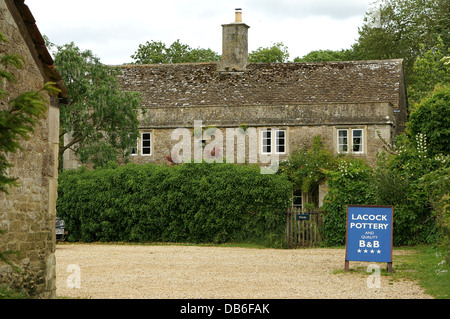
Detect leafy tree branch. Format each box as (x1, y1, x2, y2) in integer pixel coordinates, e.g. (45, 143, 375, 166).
(53, 42, 144, 168)
(0, 31, 59, 193)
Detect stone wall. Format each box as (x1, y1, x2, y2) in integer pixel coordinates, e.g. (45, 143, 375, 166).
(0, 0, 59, 298)
(126, 123, 392, 167)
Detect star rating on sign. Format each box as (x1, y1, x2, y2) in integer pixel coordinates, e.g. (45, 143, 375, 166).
(357, 249, 382, 254)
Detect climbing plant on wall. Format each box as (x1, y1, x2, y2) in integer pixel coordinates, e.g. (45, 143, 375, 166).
(0, 31, 59, 193)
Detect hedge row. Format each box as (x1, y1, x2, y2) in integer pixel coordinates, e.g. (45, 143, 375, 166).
(57, 163, 292, 247)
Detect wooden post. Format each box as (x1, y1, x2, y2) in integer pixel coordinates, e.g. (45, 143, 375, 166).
(345, 260, 349, 272)
(387, 262, 393, 273)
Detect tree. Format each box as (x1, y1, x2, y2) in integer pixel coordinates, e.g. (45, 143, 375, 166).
(407, 38, 450, 106)
(131, 39, 220, 64)
(54, 42, 143, 168)
(352, 0, 450, 80)
(0, 31, 59, 193)
(407, 85, 450, 157)
(293, 49, 355, 62)
(248, 42, 290, 63)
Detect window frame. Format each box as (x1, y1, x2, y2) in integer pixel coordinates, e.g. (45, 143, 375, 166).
(260, 128, 287, 155)
(261, 129, 272, 155)
(275, 129, 286, 154)
(337, 129, 349, 154)
(141, 132, 152, 156)
(351, 128, 364, 154)
(292, 189, 303, 209)
(336, 127, 365, 154)
(130, 138, 138, 156)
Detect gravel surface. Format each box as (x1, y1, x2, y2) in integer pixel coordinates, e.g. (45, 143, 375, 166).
(55, 243, 432, 299)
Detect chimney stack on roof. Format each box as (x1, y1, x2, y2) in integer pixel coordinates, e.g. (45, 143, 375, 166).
(220, 9, 249, 73)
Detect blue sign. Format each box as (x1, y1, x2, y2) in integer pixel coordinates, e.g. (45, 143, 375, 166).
(345, 205, 393, 263)
(296, 214, 310, 221)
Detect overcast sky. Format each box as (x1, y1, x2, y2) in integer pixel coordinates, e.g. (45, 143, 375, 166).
(26, 0, 374, 65)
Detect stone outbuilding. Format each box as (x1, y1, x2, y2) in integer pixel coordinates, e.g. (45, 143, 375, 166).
(0, 0, 67, 298)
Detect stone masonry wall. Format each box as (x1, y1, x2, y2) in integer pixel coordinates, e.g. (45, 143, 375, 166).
(127, 123, 392, 167)
(0, 0, 59, 299)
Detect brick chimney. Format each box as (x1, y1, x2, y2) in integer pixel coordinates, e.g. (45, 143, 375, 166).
(220, 9, 250, 72)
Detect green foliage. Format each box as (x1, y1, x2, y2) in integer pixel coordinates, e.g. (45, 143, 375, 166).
(293, 49, 355, 63)
(372, 131, 448, 246)
(318, 119, 448, 247)
(0, 31, 58, 193)
(131, 39, 220, 64)
(278, 135, 338, 193)
(395, 245, 450, 299)
(421, 168, 450, 260)
(248, 42, 290, 63)
(408, 85, 450, 157)
(407, 39, 450, 106)
(57, 163, 292, 247)
(0, 230, 21, 274)
(54, 42, 143, 168)
(320, 159, 375, 246)
(352, 0, 450, 81)
(0, 285, 30, 299)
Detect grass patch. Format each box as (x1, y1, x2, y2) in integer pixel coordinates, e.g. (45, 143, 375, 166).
(0, 285, 30, 299)
(393, 245, 450, 299)
(332, 245, 450, 299)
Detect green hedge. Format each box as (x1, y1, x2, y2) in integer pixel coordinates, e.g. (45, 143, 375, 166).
(57, 163, 292, 247)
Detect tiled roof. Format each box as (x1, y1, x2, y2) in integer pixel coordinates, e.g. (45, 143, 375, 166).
(118, 59, 404, 108)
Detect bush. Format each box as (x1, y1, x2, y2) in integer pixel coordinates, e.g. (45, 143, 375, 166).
(370, 132, 446, 246)
(57, 162, 292, 247)
(320, 158, 375, 246)
(320, 128, 447, 247)
(278, 135, 338, 194)
(408, 85, 450, 157)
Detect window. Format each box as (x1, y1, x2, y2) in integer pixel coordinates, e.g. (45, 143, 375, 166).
(261, 130, 272, 154)
(352, 129, 363, 153)
(261, 129, 286, 155)
(141, 132, 152, 156)
(293, 189, 302, 208)
(130, 139, 138, 156)
(337, 128, 364, 154)
(276, 130, 286, 154)
(338, 129, 348, 153)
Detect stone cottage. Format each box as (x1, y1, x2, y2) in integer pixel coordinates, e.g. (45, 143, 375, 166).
(0, 0, 67, 298)
(116, 10, 408, 207)
(61, 10, 408, 207)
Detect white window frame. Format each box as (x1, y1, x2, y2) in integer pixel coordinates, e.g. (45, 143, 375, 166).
(141, 132, 152, 156)
(275, 129, 286, 154)
(261, 129, 272, 155)
(351, 129, 364, 154)
(337, 128, 364, 154)
(337, 129, 349, 153)
(260, 128, 287, 155)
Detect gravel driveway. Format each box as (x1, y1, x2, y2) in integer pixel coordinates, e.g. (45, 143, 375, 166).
(55, 243, 432, 299)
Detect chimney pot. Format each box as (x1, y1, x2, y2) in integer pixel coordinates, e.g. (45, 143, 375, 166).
(235, 8, 242, 23)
